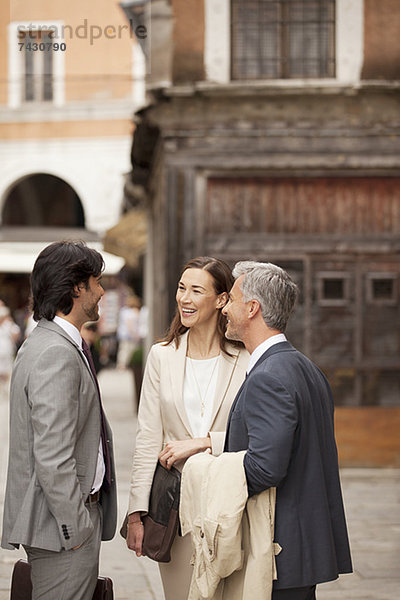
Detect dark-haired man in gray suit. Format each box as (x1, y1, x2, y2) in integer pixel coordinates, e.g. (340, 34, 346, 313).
(223, 261, 352, 600)
(2, 241, 117, 600)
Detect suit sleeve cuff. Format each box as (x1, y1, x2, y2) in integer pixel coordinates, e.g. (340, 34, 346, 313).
(208, 431, 225, 456)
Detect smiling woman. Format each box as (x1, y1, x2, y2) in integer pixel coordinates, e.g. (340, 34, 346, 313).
(176, 267, 226, 337)
(125, 256, 249, 600)
(176, 267, 226, 347)
(164, 256, 240, 357)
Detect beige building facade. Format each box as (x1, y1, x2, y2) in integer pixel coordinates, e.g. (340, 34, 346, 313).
(0, 0, 146, 288)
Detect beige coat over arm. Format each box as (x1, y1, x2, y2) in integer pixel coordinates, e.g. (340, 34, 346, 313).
(180, 451, 280, 600)
(128, 331, 248, 515)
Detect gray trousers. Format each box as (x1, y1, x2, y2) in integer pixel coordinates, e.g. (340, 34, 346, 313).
(24, 503, 102, 600)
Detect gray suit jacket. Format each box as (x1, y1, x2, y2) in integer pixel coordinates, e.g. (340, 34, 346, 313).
(1, 319, 117, 552)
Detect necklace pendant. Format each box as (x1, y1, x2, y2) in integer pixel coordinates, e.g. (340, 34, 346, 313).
(187, 354, 219, 421)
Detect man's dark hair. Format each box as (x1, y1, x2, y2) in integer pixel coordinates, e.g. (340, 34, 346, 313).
(31, 241, 104, 321)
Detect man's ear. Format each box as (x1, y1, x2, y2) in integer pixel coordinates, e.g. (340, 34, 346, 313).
(248, 299, 261, 319)
(216, 292, 228, 309)
(73, 283, 84, 297)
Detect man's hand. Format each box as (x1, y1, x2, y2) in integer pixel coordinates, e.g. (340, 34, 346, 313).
(158, 437, 211, 469)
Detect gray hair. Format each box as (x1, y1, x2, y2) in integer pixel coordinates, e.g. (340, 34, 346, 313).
(232, 261, 298, 332)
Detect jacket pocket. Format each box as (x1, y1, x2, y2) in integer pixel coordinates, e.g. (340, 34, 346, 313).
(203, 517, 219, 562)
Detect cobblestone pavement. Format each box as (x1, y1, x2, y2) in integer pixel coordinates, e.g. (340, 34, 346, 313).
(0, 369, 399, 599)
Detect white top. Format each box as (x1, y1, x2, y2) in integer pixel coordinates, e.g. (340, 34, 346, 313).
(53, 315, 105, 493)
(247, 333, 287, 374)
(184, 355, 220, 438)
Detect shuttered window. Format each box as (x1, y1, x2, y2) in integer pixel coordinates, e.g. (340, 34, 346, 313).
(231, 0, 336, 79)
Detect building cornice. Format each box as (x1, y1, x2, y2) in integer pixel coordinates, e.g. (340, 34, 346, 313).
(149, 80, 400, 99)
(0, 99, 136, 124)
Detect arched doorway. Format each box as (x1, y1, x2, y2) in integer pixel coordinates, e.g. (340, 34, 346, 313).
(0, 173, 87, 325)
(2, 173, 85, 227)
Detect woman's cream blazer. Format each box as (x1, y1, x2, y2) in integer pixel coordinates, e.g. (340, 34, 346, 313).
(128, 330, 249, 514)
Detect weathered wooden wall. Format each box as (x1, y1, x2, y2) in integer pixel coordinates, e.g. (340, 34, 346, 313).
(207, 178, 400, 234)
(204, 176, 400, 411)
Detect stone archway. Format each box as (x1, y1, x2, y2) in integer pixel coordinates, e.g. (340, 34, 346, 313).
(2, 173, 85, 227)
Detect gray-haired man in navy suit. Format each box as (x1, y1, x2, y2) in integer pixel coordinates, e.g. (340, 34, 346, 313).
(222, 261, 352, 600)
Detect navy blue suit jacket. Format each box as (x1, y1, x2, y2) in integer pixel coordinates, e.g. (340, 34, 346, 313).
(225, 341, 352, 589)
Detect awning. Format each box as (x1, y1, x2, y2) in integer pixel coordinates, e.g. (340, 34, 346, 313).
(0, 242, 125, 275)
(103, 209, 147, 267)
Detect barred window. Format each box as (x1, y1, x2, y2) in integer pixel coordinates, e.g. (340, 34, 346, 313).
(231, 0, 336, 80)
(366, 274, 398, 306)
(317, 272, 349, 306)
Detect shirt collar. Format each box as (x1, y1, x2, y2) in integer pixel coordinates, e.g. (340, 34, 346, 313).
(53, 315, 82, 349)
(247, 333, 287, 374)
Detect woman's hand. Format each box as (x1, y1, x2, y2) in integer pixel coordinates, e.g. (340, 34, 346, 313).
(72, 542, 83, 551)
(126, 512, 145, 557)
(159, 437, 211, 469)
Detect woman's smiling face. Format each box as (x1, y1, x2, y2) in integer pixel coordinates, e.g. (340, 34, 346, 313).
(176, 268, 222, 329)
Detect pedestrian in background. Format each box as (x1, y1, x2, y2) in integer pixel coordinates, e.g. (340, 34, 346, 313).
(1, 241, 117, 600)
(0, 305, 20, 398)
(126, 256, 248, 600)
(116, 294, 141, 369)
(223, 261, 352, 600)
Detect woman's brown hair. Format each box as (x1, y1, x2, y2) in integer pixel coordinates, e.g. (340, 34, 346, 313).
(162, 256, 239, 355)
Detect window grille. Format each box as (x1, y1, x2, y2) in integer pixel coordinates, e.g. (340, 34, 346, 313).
(323, 278, 344, 300)
(366, 274, 398, 306)
(231, 0, 335, 80)
(317, 272, 349, 306)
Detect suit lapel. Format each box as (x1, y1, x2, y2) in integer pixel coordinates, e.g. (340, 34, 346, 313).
(37, 319, 82, 354)
(227, 375, 247, 419)
(209, 347, 240, 429)
(168, 331, 194, 436)
(37, 319, 97, 391)
(225, 342, 294, 450)
(224, 376, 247, 450)
(251, 341, 294, 372)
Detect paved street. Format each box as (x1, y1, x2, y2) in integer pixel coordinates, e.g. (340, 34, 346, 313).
(0, 368, 399, 599)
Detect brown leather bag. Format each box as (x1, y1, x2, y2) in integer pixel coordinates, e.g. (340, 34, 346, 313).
(10, 559, 114, 599)
(121, 461, 181, 562)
